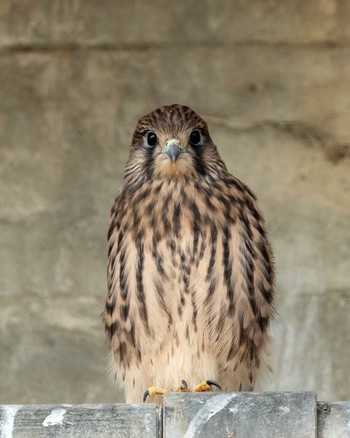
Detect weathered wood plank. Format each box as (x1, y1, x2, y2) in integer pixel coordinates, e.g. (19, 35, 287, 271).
(0, 403, 161, 438)
(317, 401, 350, 438)
(163, 392, 317, 438)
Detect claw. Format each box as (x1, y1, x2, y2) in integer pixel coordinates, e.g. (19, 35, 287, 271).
(143, 386, 168, 402)
(143, 389, 150, 403)
(206, 380, 222, 391)
(194, 380, 222, 392)
(180, 379, 188, 391)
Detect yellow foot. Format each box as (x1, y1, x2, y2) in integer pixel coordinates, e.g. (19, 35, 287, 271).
(143, 380, 189, 402)
(143, 386, 169, 402)
(143, 380, 221, 401)
(194, 380, 222, 393)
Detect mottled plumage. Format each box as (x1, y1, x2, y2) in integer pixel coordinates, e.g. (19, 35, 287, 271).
(104, 104, 275, 403)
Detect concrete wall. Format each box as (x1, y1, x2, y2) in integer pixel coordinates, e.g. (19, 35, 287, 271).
(0, 1, 349, 404)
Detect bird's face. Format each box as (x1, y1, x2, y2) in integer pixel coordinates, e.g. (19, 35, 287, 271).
(126, 104, 225, 182)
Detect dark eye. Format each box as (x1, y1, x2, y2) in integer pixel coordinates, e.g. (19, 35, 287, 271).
(146, 131, 158, 147)
(189, 129, 202, 146)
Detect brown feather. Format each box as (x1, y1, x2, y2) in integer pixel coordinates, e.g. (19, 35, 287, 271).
(103, 104, 275, 402)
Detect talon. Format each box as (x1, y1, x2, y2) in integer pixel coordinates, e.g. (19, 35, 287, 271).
(143, 386, 168, 402)
(194, 380, 222, 392)
(180, 379, 188, 391)
(143, 389, 150, 403)
(206, 380, 222, 391)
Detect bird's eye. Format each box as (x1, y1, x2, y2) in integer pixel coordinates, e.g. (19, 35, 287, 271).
(146, 131, 158, 147)
(189, 129, 202, 146)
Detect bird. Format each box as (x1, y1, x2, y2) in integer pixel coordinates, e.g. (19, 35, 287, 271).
(103, 104, 275, 403)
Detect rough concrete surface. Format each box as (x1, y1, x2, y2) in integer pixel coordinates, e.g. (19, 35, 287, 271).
(164, 392, 317, 438)
(0, 1, 349, 404)
(318, 401, 350, 437)
(0, 403, 161, 438)
(1, 395, 349, 437)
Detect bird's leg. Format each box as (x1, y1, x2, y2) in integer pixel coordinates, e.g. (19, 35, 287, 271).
(143, 380, 221, 401)
(143, 380, 189, 402)
(194, 380, 222, 392)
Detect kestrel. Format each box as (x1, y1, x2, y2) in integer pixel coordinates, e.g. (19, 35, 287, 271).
(104, 104, 275, 403)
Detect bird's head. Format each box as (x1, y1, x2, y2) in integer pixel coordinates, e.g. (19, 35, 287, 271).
(125, 104, 226, 183)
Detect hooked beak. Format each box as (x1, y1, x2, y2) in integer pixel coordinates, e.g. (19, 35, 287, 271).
(163, 138, 183, 162)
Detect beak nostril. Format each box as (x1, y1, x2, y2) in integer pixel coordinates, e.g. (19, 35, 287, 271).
(163, 139, 183, 162)
(166, 139, 182, 148)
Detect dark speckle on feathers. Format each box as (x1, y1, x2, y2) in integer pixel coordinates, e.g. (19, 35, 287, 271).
(104, 104, 275, 402)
